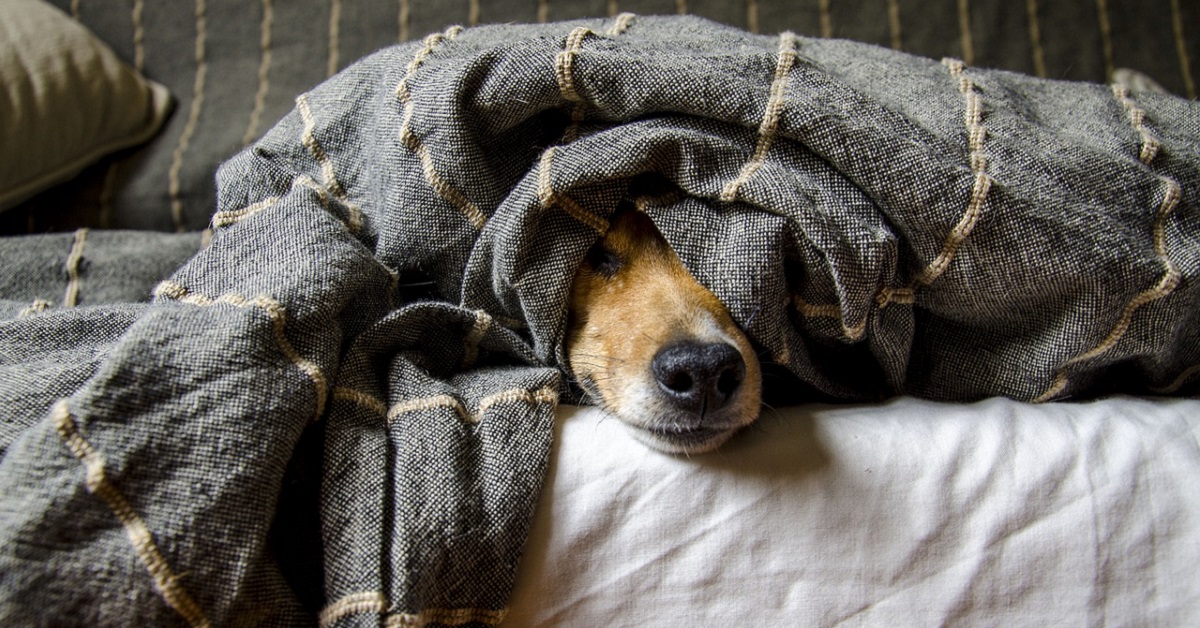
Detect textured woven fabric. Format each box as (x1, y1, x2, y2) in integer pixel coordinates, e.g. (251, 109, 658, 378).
(7, 0, 1196, 233)
(1, 15, 1199, 626)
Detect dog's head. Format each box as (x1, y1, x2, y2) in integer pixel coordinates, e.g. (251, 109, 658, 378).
(566, 208, 762, 454)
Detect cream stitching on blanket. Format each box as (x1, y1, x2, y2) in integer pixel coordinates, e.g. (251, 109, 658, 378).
(153, 281, 330, 418)
(1036, 181, 1183, 401)
(395, 27, 488, 231)
(1153, 362, 1200, 394)
(332, 387, 389, 415)
(539, 148, 610, 233)
(1035, 93, 1183, 401)
(52, 401, 212, 628)
(318, 591, 508, 628)
(876, 286, 915, 306)
(296, 93, 365, 233)
(1111, 84, 1161, 164)
(242, 0, 274, 146)
(63, 228, 88, 308)
(1169, 0, 1197, 99)
(318, 591, 387, 628)
(168, 0, 208, 232)
(462, 309, 493, 368)
(556, 27, 593, 104)
(721, 32, 799, 202)
(18, 299, 53, 318)
(557, 16, 636, 143)
(798, 59, 987, 326)
(608, 12, 636, 37)
(747, 0, 758, 33)
(387, 387, 558, 424)
(919, 58, 991, 286)
(1025, 0, 1047, 77)
(386, 607, 507, 627)
(387, 394, 465, 422)
(211, 174, 344, 229)
(793, 295, 867, 340)
(211, 196, 280, 228)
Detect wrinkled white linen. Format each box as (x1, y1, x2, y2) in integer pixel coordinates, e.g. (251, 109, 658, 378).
(509, 398, 1200, 626)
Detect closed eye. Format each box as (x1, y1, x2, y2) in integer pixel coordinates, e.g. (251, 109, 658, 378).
(585, 243, 623, 278)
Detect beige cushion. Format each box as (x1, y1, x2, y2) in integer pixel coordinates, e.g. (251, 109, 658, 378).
(0, 0, 171, 211)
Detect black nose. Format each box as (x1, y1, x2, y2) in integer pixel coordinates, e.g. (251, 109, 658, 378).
(651, 342, 745, 414)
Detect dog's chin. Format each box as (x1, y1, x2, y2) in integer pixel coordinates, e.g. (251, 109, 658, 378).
(609, 395, 758, 454)
(623, 421, 740, 454)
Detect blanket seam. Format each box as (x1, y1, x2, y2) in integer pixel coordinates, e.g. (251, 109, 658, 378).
(385, 387, 558, 425)
(556, 27, 594, 143)
(153, 281, 329, 418)
(1035, 86, 1183, 401)
(395, 26, 487, 230)
(18, 299, 53, 318)
(212, 174, 344, 229)
(318, 591, 508, 627)
(296, 93, 365, 233)
(920, 58, 991, 287)
(332, 387, 389, 416)
(539, 148, 610, 233)
(792, 294, 867, 340)
(1111, 84, 1161, 164)
(720, 32, 799, 202)
(318, 591, 387, 627)
(51, 401, 211, 628)
(462, 309, 492, 369)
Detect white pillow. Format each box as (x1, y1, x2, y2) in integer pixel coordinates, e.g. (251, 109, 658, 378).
(0, 0, 172, 211)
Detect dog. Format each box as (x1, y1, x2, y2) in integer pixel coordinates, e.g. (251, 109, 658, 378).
(566, 207, 762, 454)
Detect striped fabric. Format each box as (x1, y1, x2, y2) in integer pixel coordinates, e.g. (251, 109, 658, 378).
(3, 0, 1195, 232)
(0, 6, 1198, 627)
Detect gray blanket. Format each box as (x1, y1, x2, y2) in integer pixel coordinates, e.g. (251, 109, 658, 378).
(2, 15, 1198, 626)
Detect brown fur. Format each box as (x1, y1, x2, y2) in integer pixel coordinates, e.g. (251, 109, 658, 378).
(566, 209, 762, 454)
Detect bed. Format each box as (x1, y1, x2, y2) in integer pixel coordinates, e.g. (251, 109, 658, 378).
(2, 0, 1198, 625)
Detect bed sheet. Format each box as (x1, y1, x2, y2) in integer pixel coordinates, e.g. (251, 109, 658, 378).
(509, 397, 1200, 626)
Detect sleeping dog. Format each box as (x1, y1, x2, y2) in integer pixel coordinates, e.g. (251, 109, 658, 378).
(566, 208, 762, 454)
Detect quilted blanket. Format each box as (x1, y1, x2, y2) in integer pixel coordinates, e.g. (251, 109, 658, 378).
(1, 15, 1198, 626)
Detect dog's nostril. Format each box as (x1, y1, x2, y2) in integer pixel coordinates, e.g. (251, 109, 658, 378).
(717, 367, 742, 397)
(651, 342, 745, 413)
(662, 371, 694, 393)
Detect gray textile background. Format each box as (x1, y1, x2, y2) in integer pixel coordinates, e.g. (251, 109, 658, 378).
(2, 13, 1199, 626)
(4, 0, 1197, 233)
